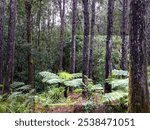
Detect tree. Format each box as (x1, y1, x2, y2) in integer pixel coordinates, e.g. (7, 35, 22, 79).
(0, 0, 5, 86)
(69, 0, 77, 93)
(70, 0, 77, 74)
(58, 0, 66, 71)
(89, 0, 96, 79)
(82, 0, 90, 79)
(146, 1, 150, 65)
(128, 0, 150, 113)
(4, 0, 17, 93)
(104, 0, 115, 93)
(25, 0, 34, 87)
(82, 0, 90, 98)
(121, 0, 129, 70)
(37, 0, 42, 47)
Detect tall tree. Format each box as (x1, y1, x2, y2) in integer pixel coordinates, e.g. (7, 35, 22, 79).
(4, 0, 17, 93)
(69, 0, 77, 93)
(128, 0, 150, 113)
(25, 0, 34, 87)
(104, 0, 115, 93)
(82, 0, 90, 79)
(37, 0, 42, 47)
(89, 0, 96, 79)
(70, 0, 77, 74)
(82, 0, 90, 98)
(58, 0, 65, 71)
(0, 0, 5, 85)
(121, 0, 129, 70)
(146, 1, 150, 65)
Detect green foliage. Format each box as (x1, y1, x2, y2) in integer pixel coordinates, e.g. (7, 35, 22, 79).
(35, 87, 65, 105)
(83, 101, 95, 113)
(39, 71, 84, 89)
(10, 82, 33, 93)
(74, 88, 82, 94)
(0, 92, 34, 113)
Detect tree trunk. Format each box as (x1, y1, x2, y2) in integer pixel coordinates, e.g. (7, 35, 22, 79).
(69, 0, 77, 93)
(37, 0, 42, 47)
(58, 0, 65, 71)
(104, 0, 115, 93)
(0, 0, 5, 86)
(89, 0, 96, 79)
(121, 0, 129, 71)
(128, 0, 150, 113)
(4, 0, 17, 93)
(25, 0, 34, 87)
(82, 0, 90, 98)
(146, 1, 150, 65)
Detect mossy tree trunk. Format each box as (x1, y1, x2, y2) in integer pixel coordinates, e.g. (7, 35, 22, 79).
(128, 0, 150, 113)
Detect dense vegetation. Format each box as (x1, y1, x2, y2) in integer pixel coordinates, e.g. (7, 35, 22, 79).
(0, 0, 150, 113)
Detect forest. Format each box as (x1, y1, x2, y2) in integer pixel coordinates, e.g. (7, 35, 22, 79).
(0, 0, 150, 113)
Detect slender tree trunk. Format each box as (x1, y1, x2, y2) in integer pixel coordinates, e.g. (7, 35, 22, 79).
(58, 0, 65, 71)
(82, 0, 90, 98)
(25, 0, 34, 87)
(4, 0, 17, 93)
(37, 0, 42, 47)
(69, 0, 77, 93)
(121, 0, 129, 70)
(128, 0, 150, 113)
(89, 0, 96, 79)
(0, 0, 5, 86)
(104, 0, 115, 93)
(70, 0, 77, 74)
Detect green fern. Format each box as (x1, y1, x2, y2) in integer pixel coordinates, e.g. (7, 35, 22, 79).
(10, 82, 25, 89)
(102, 91, 128, 103)
(64, 78, 83, 87)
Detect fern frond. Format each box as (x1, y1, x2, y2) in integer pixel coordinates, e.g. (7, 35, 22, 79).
(64, 78, 83, 87)
(10, 82, 25, 89)
(16, 85, 32, 92)
(58, 72, 73, 80)
(46, 79, 65, 85)
(39, 71, 59, 78)
(102, 91, 127, 103)
(112, 69, 128, 77)
(72, 73, 82, 79)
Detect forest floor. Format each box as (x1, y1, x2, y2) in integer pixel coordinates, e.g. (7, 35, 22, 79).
(34, 93, 111, 113)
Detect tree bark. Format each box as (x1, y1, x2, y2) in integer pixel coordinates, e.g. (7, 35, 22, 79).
(0, 0, 5, 85)
(4, 0, 17, 93)
(82, 0, 90, 78)
(82, 0, 90, 98)
(69, 0, 77, 93)
(128, 0, 150, 113)
(37, 0, 42, 47)
(104, 0, 115, 93)
(146, 1, 150, 65)
(70, 0, 77, 74)
(58, 0, 65, 71)
(89, 0, 96, 79)
(121, 0, 129, 70)
(25, 0, 34, 87)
